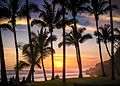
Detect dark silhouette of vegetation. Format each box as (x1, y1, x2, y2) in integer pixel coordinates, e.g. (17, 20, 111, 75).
(94, 24, 120, 76)
(0, 0, 22, 81)
(85, 0, 112, 77)
(59, 26, 92, 78)
(53, 0, 70, 82)
(94, 24, 119, 59)
(25, 0, 39, 82)
(0, 0, 39, 82)
(30, 29, 57, 81)
(31, 0, 63, 80)
(66, 0, 89, 78)
(15, 43, 41, 81)
(109, 0, 115, 80)
(0, 24, 13, 86)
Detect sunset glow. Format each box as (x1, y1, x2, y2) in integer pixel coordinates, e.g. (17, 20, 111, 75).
(55, 61, 63, 68)
(1, 0, 120, 83)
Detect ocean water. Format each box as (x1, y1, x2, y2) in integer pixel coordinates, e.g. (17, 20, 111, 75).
(0, 68, 89, 81)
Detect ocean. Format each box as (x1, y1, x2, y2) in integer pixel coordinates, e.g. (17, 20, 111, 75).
(0, 68, 89, 81)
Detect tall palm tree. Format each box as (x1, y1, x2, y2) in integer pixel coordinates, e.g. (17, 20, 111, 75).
(66, 0, 89, 78)
(21, 0, 40, 82)
(30, 28, 57, 81)
(0, 24, 13, 86)
(52, 0, 67, 82)
(58, 27, 92, 78)
(0, 0, 39, 82)
(31, 0, 62, 80)
(85, 0, 111, 76)
(109, 0, 115, 80)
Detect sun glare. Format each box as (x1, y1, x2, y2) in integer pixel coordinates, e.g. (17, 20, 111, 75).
(55, 61, 63, 68)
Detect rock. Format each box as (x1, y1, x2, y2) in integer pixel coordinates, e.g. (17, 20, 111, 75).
(86, 47, 120, 77)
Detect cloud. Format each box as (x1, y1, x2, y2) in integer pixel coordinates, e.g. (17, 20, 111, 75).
(77, 15, 92, 26)
(112, 0, 120, 16)
(0, 18, 27, 25)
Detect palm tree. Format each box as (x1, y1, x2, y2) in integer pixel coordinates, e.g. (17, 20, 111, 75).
(30, 28, 57, 81)
(109, 0, 115, 80)
(16, 43, 41, 82)
(94, 24, 120, 76)
(85, 0, 111, 76)
(31, 0, 62, 80)
(0, 24, 13, 86)
(66, 0, 89, 78)
(52, 0, 67, 82)
(0, 0, 39, 81)
(58, 27, 92, 78)
(94, 24, 111, 57)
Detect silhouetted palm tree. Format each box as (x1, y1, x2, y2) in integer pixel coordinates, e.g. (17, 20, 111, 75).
(0, 0, 39, 81)
(66, 0, 89, 78)
(94, 24, 111, 57)
(59, 27, 92, 78)
(16, 43, 41, 81)
(94, 24, 120, 76)
(52, 0, 67, 82)
(109, 0, 115, 80)
(0, 0, 21, 81)
(24, 0, 40, 82)
(30, 28, 57, 81)
(31, 0, 62, 80)
(0, 24, 13, 86)
(86, 0, 111, 76)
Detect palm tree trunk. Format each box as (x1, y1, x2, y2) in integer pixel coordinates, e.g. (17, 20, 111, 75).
(105, 43, 111, 57)
(26, 66, 32, 82)
(0, 30, 8, 86)
(77, 43, 83, 78)
(50, 30, 55, 80)
(73, 14, 83, 78)
(95, 16, 106, 77)
(75, 45, 82, 78)
(41, 58, 47, 81)
(12, 16, 19, 82)
(62, 1, 66, 82)
(26, 0, 34, 82)
(109, 0, 115, 80)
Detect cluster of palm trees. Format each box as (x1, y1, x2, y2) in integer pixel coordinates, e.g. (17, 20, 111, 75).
(0, 0, 119, 85)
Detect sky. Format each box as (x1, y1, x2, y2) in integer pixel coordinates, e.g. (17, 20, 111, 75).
(0, 0, 120, 70)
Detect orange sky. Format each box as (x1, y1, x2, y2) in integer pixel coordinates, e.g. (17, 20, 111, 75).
(4, 46, 109, 70)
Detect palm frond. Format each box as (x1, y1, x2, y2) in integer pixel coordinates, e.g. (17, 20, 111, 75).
(58, 42, 63, 48)
(79, 34, 92, 43)
(31, 19, 47, 27)
(18, 2, 40, 18)
(36, 63, 41, 69)
(0, 6, 11, 18)
(14, 60, 30, 71)
(0, 24, 13, 32)
(58, 41, 74, 48)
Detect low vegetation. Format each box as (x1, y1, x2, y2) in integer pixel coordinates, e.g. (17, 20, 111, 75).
(32, 77, 120, 86)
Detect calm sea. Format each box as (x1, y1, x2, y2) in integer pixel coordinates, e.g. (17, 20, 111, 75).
(0, 68, 89, 81)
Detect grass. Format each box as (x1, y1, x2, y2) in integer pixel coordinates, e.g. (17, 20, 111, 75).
(31, 77, 120, 86)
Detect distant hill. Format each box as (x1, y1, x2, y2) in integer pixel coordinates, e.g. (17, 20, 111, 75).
(86, 47, 120, 77)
